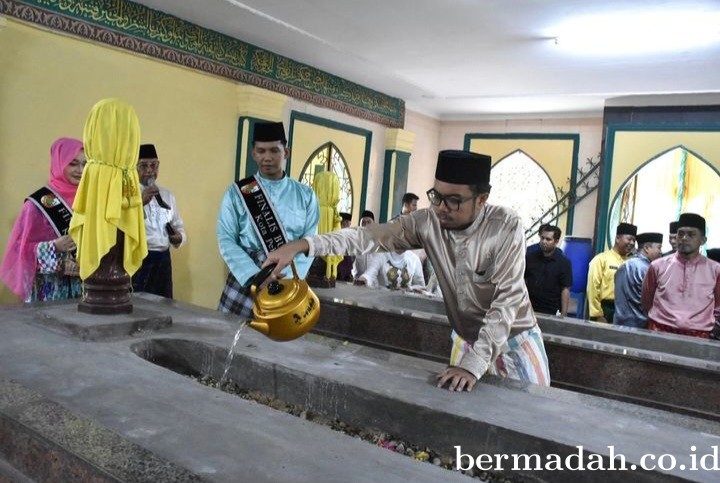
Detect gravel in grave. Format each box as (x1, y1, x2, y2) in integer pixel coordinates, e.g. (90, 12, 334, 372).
(190, 375, 526, 482)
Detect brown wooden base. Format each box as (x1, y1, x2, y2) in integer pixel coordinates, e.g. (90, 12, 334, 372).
(77, 231, 133, 315)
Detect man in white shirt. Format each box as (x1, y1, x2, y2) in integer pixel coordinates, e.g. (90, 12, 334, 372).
(352, 210, 376, 279)
(355, 250, 425, 291)
(132, 144, 187, 298)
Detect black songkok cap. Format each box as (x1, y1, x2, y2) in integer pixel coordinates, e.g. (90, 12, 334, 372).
(616, 223, 637, 237)
(253, 122, 286, 143)
(678, 213, 706, 234)
(636, 232, 663, 245)
(706, 248, 720, 263)
(339, 212, 352, 222)
(669, 221, 679, 234)
(435, 150, 491, 185)
(139, 144, 158, 159)
(361, 210, 375, 220)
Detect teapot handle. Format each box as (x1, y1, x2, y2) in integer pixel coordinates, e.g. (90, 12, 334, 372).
(246, 263, 277, 289)
(247, 260, 299, 288)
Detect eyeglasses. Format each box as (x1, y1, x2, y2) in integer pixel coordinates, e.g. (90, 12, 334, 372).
(426, 188, 477, 211)
(137, 161, 159, 170)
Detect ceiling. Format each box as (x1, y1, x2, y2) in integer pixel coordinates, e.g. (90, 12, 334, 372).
(132, 0, 720, 120)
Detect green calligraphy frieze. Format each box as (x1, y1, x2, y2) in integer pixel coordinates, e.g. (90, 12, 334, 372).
(3, 0, 404, 127)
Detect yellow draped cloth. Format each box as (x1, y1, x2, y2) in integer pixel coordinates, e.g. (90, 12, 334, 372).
(312, 171, 343, 279)
(69, 99, 147, 280)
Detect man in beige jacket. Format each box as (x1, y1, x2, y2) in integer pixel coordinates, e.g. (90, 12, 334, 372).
(264, 150, 549, 392)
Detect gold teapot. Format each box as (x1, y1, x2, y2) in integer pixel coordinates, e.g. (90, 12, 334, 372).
(247, 262, 320, 342)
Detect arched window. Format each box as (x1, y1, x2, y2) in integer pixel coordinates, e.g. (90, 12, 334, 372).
(490, 150, 558, 232)
(609, 146, 720, 250)
(299, 142, 354, 214)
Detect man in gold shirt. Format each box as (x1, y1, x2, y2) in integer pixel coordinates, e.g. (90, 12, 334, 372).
(587, 222, 637, 323)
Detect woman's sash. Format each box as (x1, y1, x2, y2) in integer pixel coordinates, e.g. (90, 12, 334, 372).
(26, 186, 73, 237)
(234, 175, 289, 254)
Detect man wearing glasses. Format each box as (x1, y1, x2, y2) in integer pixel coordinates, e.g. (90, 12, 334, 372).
(263, 150, 549, 392)
(133, 144, 187, 298)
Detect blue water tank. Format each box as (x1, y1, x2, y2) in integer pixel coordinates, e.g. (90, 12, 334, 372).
(561, 236, 593, 293)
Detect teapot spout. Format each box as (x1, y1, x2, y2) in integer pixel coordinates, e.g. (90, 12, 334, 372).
(248, 320, 270, 336)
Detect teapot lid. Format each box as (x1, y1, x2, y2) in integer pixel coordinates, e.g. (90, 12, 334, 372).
(255, 277, 308, 315)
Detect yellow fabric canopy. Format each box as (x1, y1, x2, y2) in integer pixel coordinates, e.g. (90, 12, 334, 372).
(69, 98, 147, 280)
(312, 171, 343, 279)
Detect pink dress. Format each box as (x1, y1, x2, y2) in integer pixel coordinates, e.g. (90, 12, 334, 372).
(0, 138, 83, 302)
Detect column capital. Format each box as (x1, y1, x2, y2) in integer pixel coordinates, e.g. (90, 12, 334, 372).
(384, 129, 416, 153)
(236, 85, 288, 121)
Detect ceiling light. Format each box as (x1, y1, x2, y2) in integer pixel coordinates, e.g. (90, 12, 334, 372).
(552, 10, 720, 55)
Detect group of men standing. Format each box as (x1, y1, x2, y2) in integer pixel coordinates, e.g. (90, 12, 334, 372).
(587, 216, 720, 339)
(523, 213, 719, 341)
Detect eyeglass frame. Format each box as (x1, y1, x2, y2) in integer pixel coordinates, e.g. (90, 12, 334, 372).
(137, 160, 160, 170)
(426, 188, 478, 211)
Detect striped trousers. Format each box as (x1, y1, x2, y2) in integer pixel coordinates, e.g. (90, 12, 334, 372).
(450, 326, 550, 386)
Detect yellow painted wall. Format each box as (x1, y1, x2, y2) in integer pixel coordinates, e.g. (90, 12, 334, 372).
(609, 130, 720, 199)
(289, 119, 368, 223)
(0, 19, 238, 307)
(468, 138, 576, 232)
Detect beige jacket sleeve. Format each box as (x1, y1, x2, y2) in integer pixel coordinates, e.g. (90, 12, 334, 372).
(458, 214, 530, 379)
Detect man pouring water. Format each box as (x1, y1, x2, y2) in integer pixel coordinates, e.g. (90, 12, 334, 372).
(263, 150, 550, 392)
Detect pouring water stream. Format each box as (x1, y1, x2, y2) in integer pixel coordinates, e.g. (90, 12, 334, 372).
(220, 321, 248, 384)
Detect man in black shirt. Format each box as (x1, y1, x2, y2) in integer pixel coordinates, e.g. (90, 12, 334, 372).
(524, 224, 573, 316)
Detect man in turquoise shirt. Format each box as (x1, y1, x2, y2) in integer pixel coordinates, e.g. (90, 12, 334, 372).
(216, 122, 319, 317)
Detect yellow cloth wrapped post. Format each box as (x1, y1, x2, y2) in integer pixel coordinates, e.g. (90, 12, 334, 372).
(69, 99, 147, 280)
(312, 171, 343, 279)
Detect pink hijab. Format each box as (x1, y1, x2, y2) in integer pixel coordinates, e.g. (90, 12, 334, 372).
(49, 137, 84, 206)
(0, 138, 83, 300)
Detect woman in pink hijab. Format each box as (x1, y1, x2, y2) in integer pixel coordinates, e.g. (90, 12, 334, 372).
(0, 138, 86, 302)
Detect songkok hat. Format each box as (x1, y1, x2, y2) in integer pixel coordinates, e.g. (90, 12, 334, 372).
(339, 212, 352, 222)
(706, 248, 720, 263)
(435, 150, 491, 185)
(636, 232, 663, 245)
(139, 144, 158, 159)
(361, 210, 375, 220)
(616, 223, 637, 237)
(253, 122, 286, 143)
(678, 213, 706, 234)
(669, 221, 679, 234)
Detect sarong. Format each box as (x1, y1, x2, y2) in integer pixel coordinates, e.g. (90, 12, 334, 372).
(450, 326, 550, 386)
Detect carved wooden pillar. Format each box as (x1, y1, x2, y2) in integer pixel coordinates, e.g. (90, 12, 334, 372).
(78, 231, 132, 314)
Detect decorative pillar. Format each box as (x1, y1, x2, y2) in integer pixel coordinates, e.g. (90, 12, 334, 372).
(235, 85, 288, 180)
(379, 129, 416, 222)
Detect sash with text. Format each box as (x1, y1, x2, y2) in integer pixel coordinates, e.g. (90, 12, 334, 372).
(234, 175, 289, 255)
(26, 186, 73, 237)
